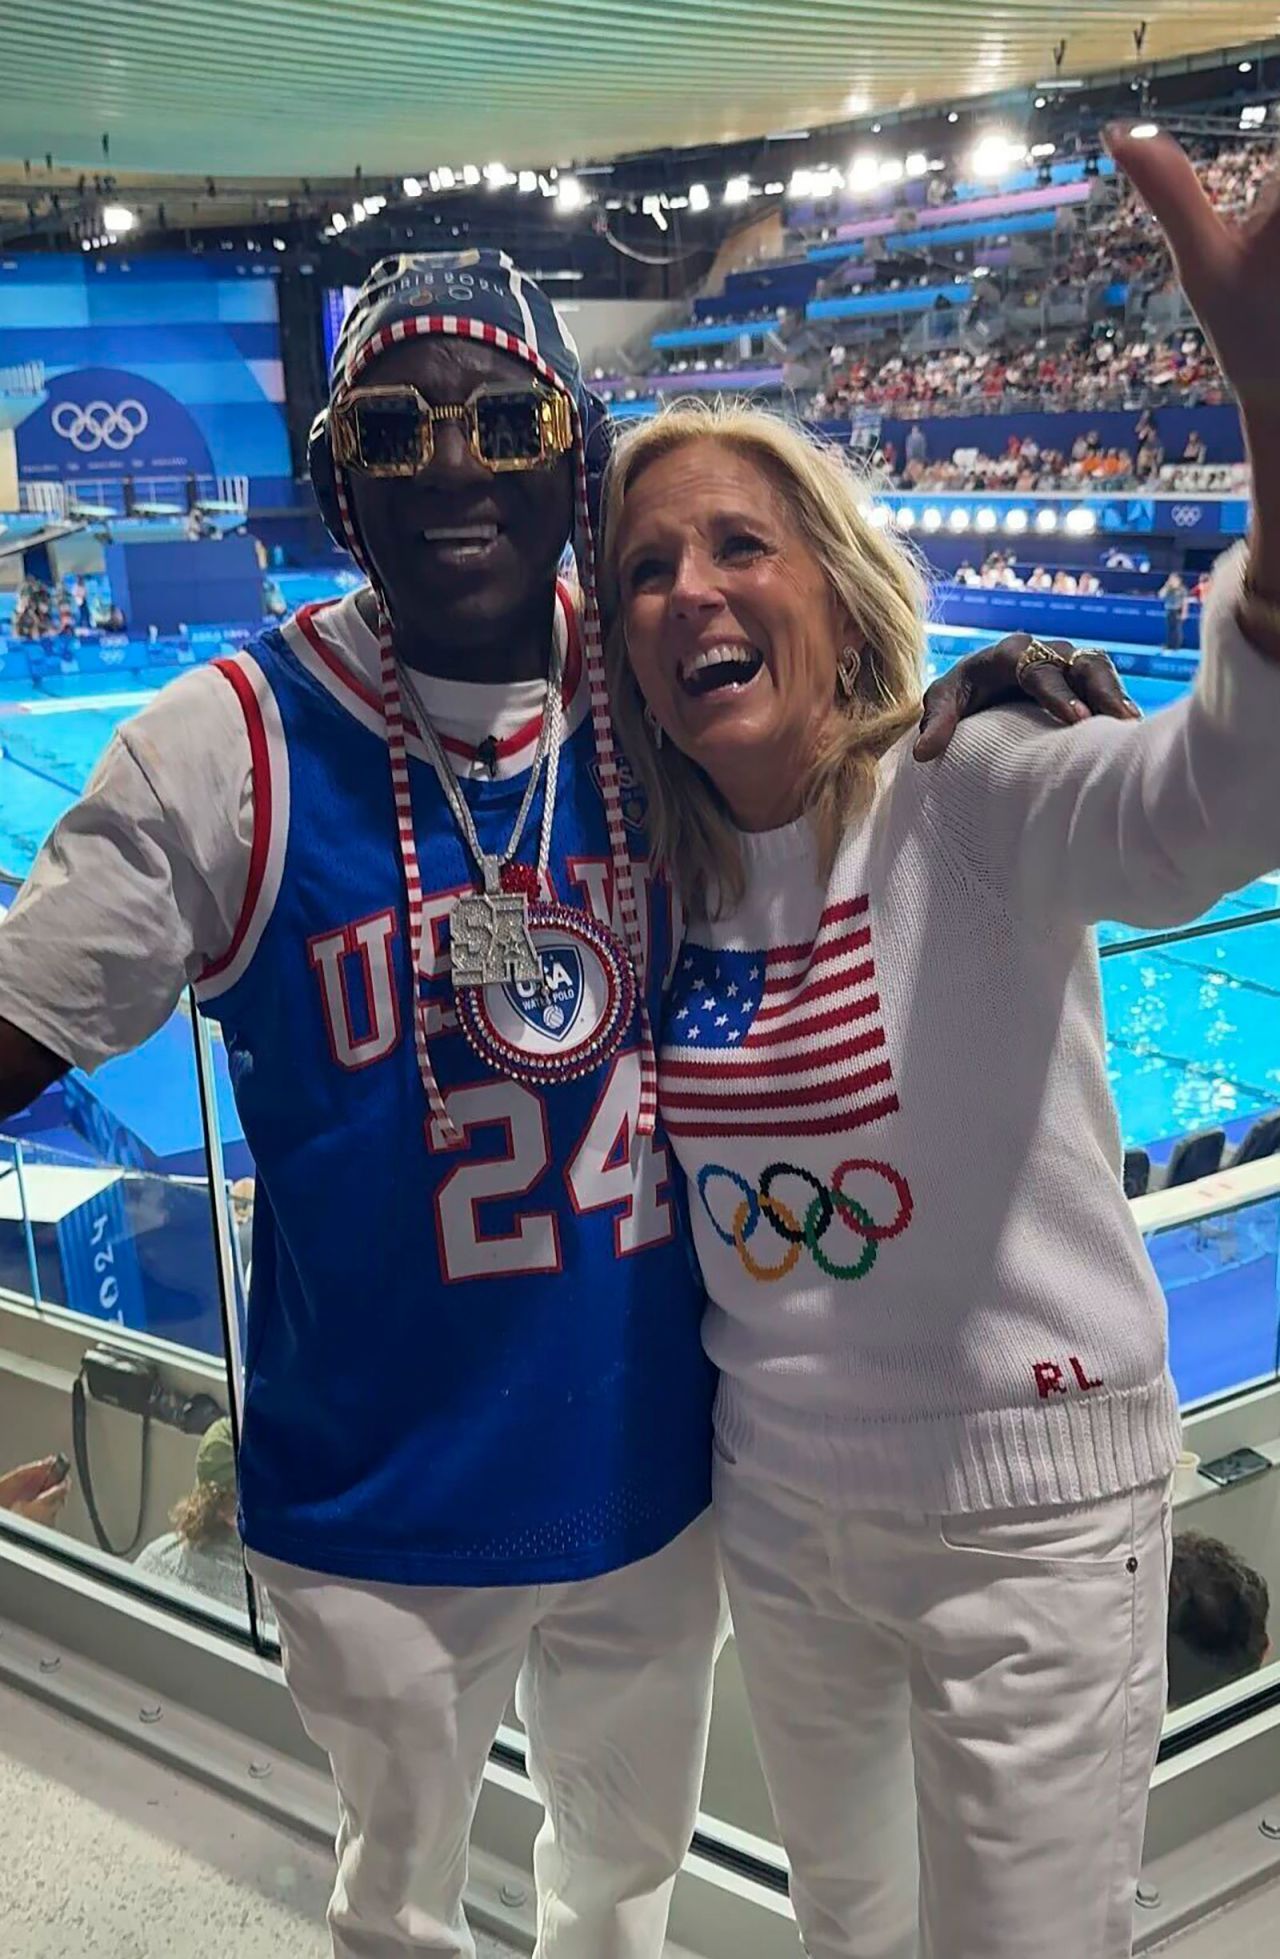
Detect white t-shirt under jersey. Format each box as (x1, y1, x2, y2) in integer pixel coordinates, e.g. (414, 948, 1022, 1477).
(0, 589, 574, 1071)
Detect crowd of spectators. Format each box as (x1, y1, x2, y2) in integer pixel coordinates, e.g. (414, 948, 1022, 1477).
(10, 576, 122, 639)
(885, 419, 1249, 496)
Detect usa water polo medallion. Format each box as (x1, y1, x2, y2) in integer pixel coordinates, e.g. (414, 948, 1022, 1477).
(455, 903, 635, 1085)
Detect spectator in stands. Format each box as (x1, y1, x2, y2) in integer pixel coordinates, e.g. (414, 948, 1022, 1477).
(1160, 570, 1190, 650)
(1026, 566, 1054, 592)
(0, 1455, 70, 1526)
(1182, 428, 1208, 465)
(905, 422, 927, 467)
(1167, 1532, 1271, 1708)
(71, 575, 91, 628)
(1052, 570, 1078, 595)
(954, 560, 982, 587)
(1077, 569, 1103, 596)
(134, 1418, 247, 1613)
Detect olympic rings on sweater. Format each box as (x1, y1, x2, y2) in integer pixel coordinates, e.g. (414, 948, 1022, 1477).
(696, 1158, 914, 1283)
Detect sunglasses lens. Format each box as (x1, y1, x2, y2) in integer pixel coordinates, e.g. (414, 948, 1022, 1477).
(353, 395, 423, 471)
(474, 392, 547, 465)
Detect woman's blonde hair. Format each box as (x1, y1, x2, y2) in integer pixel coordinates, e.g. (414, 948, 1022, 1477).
(601, 399, 929, 917)
(171, 1480, 237, 1549)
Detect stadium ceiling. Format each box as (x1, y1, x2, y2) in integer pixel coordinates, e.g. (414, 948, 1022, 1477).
(2, 2, 1280, 179)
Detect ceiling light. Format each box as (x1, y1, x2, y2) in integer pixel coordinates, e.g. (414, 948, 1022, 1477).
(1064, 507, 1096, 535)
(947, 111, 959, 124)
(1240, 60, 1254, 73)
(273, 237, 286, 251)
(101, 204, 135, 233)
(437, 166, 456, 189)
(485, 162, 517, 189)
(1030, 142, 1057, 159)
(764, 180, 785, 195)
(948, 508, 971, 532)
(878, 158, 904, 185)
(351, 200, 367, 223)
(1035, 508, 1059, 533)
(975, 507, 998, 532)
(894, 506, 916, 530)
(363, 193, 386, 214)
(921, 507, 943, 533)
(905, 152, 928, 178)
(1004, 508, 1029, 534)
(517, 170, 538, 193)
(1034, 95, 1047, 109)
(871, 122, 882, 134)
(461, 165, 481, 186)
(724, 176, 752, 205)
(688, 182, 710, 212)
(848, 154, 878, 192)
(642, 194, 668, 232)
(402, 176, 423, 197)
(556, 174, 585, 211)
(868, 504, 891, 528)
(330, 211, 347, 232)
(1129, 123, 1159, 141)
(970, 132, 1025, 179)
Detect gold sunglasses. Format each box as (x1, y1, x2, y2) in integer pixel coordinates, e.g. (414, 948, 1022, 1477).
(331, 381, 573, 477)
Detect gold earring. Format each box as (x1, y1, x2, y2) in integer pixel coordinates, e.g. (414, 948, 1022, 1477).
(836, 646, 861, 700)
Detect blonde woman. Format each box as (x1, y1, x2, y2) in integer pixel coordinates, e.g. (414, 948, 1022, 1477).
(602, 132, 1280, 1959)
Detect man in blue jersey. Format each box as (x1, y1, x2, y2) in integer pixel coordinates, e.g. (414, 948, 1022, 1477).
(0, 252, 1132, 1957)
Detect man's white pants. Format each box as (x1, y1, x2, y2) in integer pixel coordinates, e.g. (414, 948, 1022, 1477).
(715, 1456, 1171, 1959)
(249, 1513, 722, 1959)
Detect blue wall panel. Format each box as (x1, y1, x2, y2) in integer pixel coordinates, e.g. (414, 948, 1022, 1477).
(1, 256, 290, 493)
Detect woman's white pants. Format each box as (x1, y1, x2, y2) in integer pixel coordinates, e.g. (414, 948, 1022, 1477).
(714, 1454, 1171, 1959)
(248, 1512, 722, 1959)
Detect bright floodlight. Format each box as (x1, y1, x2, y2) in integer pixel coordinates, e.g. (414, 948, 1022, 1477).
(330, 212, 348, 232)
(905, 152, 928, 178)
(556, 175, 585, 212)
(437, 166, 456, 189)
(517, 170, 538, 193)
(894, 505, 916, 530)
(1004, 508, 1029, 534)
(461, 164, 481, 186)
(102, 205, 135, 233)
(975, 508, 998, 532)
(1129, 124, 1159, 141)
(724, 177, 752, 205)
(868, 503, 891, 529)
(971, 133, 1023, 179)
(1035, 509, 1059, 533)
(688, 182, 710, 212)
(878, 158, 904, 184)
(921, 507, 943, 533)
(948, 508, 971, 532)
(848, 155, 878, 193)
(1064, 507, 1097, 535)
(402, 177, 423, 197)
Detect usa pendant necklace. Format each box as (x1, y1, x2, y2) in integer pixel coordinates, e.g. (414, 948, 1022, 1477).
(378, 613, 634, 1121)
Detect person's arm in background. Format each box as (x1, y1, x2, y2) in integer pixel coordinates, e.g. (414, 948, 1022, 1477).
(911, 128, 1280, 928)
(0, 668, 252, 1122)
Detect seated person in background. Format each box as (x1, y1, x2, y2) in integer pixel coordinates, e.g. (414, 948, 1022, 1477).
(1052, 569, 1078, 594)
(1167, 1532, 1271, 1707)
(1077, 569, 1103, 595)
(134, 1417, 245, 1612)
(0, 1455, 70, 1526)
(1026, 565, 1054, 592)
(1183, 428, 1208, 465)
(953, 559, 982, 587)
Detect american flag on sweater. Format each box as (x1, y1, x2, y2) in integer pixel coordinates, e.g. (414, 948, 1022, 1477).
(660, 895, 900, 1141)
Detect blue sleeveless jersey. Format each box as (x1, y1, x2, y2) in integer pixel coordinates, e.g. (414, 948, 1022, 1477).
(196, 611, 714, 1586)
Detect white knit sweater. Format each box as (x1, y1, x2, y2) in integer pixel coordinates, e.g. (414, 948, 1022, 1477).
(659, 543, 1280, 1515)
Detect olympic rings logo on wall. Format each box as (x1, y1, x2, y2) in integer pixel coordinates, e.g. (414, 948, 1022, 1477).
(697, 1157, 914, 1283)
(1170, 504, 1203, 529)
(51, 399, 149, 453)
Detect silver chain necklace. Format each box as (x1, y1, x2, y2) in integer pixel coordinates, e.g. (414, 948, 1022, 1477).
(397, 636, 565, 989)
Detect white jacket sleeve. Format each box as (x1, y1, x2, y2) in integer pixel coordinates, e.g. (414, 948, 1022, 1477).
(917, 542, 1280, 928)
(0, 667, 253, 1071)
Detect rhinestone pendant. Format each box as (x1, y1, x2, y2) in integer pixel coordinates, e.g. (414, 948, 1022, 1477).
(451, 890, 542, 990)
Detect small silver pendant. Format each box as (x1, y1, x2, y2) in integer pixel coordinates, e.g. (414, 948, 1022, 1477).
(451, 890, 542, 990)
